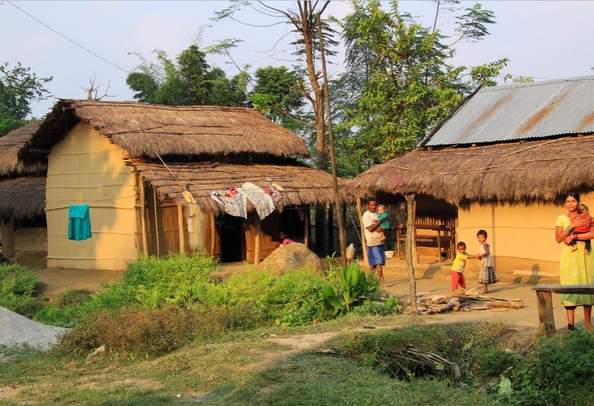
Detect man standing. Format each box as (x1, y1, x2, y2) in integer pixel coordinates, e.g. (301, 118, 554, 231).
(363, 197, 386, 286)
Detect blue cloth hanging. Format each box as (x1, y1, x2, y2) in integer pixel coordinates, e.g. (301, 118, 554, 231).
(68, 204, 92, 241)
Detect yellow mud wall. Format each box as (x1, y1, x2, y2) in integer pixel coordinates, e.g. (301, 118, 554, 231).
(456, 193, 594, 279)
(45, 123, 139, 270)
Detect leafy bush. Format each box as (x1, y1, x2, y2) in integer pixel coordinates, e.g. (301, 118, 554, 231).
(0, 263, 41, 317)
(58, 289, 93, 307)
(502, 329, 594, 405)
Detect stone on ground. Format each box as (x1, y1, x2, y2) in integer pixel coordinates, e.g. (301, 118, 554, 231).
(0, 307, 67, 350)
(261, 243, 324, 275)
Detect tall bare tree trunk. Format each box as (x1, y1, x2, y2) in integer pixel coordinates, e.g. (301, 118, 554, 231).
(406, 194, 418, 314)
(318, 16, 346, 265)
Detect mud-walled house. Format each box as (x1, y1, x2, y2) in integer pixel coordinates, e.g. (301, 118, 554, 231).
(349, 76, 594, 278)
(0, 120, 47, 267)
(19, 100, 350, 271)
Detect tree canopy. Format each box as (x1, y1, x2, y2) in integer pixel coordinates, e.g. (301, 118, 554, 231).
(0, 62, 52, 136)
(126, 45, 247, 107)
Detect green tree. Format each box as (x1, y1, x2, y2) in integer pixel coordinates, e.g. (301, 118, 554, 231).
(335, 0, 507, 171)
(126, 45, 246, 107)
(250, 65, 305, 125)
(0, 62, 52, 136)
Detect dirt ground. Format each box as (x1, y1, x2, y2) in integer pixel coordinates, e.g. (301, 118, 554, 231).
(31, 255, 576, 334)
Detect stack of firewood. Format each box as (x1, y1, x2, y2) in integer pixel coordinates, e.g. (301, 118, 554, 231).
(397, 288, 524, 314)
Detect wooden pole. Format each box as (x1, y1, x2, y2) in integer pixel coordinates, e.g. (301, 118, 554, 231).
(304, 206, 310, 248)
(139, 176, 148, 255)
(406, 194, 418, 314)
(254, 215, 261, 265)
(356, 197, 368, 266)
(177, 202, 186, 256)
(411, 197, 419, 265)
(535, 290, 555, 336)
(153, 188, 160, 257)
(209, 213, 216, 256)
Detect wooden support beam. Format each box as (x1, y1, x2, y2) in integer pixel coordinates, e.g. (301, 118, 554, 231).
(153, 188, 160, 257)
(210, 213, 215, 257)
(254, 215, 261, 265)
(406, 194, 418, 314)
(177, 202, 186, 256)
(139, 176, 148, 255)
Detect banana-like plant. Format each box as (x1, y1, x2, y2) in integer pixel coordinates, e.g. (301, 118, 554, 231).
(319, 259, 370, 315)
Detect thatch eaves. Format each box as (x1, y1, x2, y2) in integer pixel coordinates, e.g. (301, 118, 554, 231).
(130, 159, 352, 213)
(348, 135, 594, 204)
(0, 177, 45, 220)
(22, 100, 310, 161)
(0, 120, 46, 177)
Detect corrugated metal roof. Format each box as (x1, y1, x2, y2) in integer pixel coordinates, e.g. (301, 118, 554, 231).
(425, 76, 594, 146)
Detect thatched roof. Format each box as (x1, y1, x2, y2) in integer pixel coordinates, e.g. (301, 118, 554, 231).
(131, 159, 352, 213)
(22, 100, 309, 161)
(0, 177, 45, 220)
(348, 135, 594, 204)
(0, 121, 46, 177)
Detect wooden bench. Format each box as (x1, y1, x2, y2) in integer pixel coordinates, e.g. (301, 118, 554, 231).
(533, 285, 594, 336)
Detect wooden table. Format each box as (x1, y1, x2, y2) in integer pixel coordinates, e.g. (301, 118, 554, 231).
(533, 285, 594, 336)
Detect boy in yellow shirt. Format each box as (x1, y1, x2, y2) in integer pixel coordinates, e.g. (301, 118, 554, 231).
(451, 241, 477, 292)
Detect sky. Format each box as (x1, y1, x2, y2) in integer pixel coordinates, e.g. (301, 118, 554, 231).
(2, 0, 594, 119)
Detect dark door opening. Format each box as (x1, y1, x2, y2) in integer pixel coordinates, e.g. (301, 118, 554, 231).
(220, 214, 246, 262)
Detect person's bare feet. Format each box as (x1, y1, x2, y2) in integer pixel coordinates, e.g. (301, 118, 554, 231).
(571, 245, 579, 252)
(585, 324, 593, 330)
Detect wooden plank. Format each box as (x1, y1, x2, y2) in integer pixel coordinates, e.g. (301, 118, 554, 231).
(304, 206, 310, 248)
(535, 290, 556, 336)
(533, 285, 594, 294)
(209, 213, 215, 256)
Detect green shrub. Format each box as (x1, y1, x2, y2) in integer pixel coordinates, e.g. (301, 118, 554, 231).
(124, 252, 218, 308)
(58, 289, 93, 307)
(503, 329, 594, 405)
(0, 264, 41, 317)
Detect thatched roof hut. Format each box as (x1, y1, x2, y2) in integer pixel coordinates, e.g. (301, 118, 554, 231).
(0, 120, 46, 177)
(350, 77, 594, 204)
(0, 177, 45, 220)
(22, 99, 309, 161)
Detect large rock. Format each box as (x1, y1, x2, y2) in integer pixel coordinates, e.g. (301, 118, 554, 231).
(261, 243, 324, 275)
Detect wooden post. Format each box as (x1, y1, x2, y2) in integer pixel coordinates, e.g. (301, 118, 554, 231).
(304, 206, 310, 248)
(209, 213, 216, 256)
(254, 215, 261, 265)
(356, 197, 368, 266)
(153, 188, 160, 257)
(411, 197, 419, 265)
(139, 177, 148, 255)
(177, 202, 186, 256)
(406, 194, 418, 314)
(327, 206, 334, 257)
(535, 290, 555, 336)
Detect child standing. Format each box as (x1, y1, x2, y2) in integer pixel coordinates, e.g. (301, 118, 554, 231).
(376, 204, 390, 242)
(477, 230, 499, 293)
(451, 241, 477, 292)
